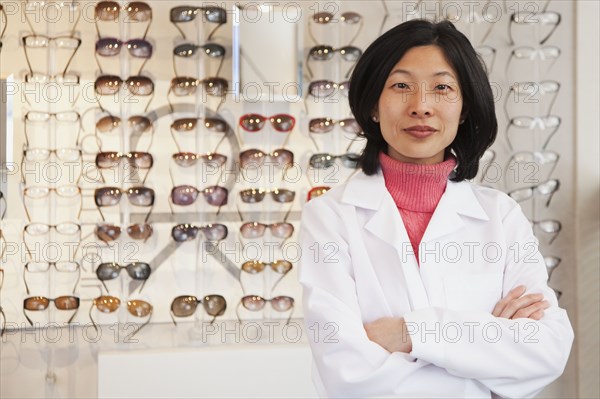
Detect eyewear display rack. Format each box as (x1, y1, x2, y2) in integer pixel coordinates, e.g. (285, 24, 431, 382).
(0, 1, 576, 397)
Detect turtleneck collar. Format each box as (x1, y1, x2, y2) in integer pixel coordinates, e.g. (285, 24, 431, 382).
(378, 152, 457, 212)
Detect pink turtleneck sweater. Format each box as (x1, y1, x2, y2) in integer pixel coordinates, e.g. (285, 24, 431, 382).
(379, 152, 457, 265)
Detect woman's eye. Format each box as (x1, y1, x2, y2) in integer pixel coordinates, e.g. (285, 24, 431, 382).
(392, 82, 409, 89)
(435, 84, 451, 91)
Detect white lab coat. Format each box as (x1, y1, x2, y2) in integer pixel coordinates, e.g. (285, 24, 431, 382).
(299, 169, 573, 398)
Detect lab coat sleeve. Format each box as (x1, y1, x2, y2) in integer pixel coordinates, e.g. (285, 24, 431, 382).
(403, 201, 574, 398)
(299, 198, 431, 398)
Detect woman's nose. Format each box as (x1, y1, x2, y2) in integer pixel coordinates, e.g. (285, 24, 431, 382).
(408, 85, 434, 117)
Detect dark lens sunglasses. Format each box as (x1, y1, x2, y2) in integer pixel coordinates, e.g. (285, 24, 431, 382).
(95, 1, 152, 39)
(239, 188, 295, 204)
(310, 152, 360, 169)
(95, 262, 151, 293)
(171, 223, 228, 242)
(308, 11, 363, 45)
(95, 223, 153, 243)
(170, 294, 227, 324)
(170, 6, 227, 40)
(173, 42, 225, 76)
(95, 38, 152, 74)
(94, 186, 155, 222)
(95, 75, 154, 112)
(172, 152, 228, 168)
(239, 114, 296, 133)
(239, 148, 293, 169)
(170, 185, 228, 214)
(306, 45, 362, 78)
(23, 295, 79, 326)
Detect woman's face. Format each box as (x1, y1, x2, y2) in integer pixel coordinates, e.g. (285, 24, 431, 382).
(376, 45, 464, 164)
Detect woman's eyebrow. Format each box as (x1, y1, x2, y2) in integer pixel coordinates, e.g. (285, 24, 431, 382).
(389, 69, 456, 79)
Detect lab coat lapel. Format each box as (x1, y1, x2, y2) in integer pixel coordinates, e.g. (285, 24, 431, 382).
(341, 171, 431, 310)
(421, 180, 490, 244)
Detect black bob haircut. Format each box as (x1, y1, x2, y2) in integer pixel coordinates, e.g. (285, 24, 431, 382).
(348, 19, 497, 182)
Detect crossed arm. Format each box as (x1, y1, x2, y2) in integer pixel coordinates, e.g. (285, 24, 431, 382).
(365, 285, 551, 354)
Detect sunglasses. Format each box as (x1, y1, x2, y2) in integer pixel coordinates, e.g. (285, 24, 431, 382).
(24, 111, 81, 147)
(95, 151, 153, 183)
(95, 75, 155, 112)
(532, 219, 562, 245)
(170, 185, 228, 214)
(305, 80, 350, 112)
(172, 152, 228, 168)
(505, 45, 561, 75)
(508, 179, 560, 207)
(23, 295, 80, 326)
(89, 295, 153, 337)
(307, 186, 331, 202)
(509, 11, 561, 46)
(239, 114, 296, 133)
(239, 188, 295, 204)
(95, 262, 151, 293)
(95, 223, 154, 243)
(170, 294, 227, 324)
(308, 118, 361, 150)
(95, 38, 152, 74)
(172, 223, 228, 243)
(96, 151, 153, 169)
(308, 11, 363, 46)
(173, 42, 226, 77)
(23, 185, 82, 222)
(23, 261, 80, 295)
(96, 114, 153, 134)
(236, 295, 295, 324)
(505, 115, 561, 151)
(170, 116, 228, 152)
(310, 152, 361, 169)
(240, 260, 293, 292)
(239, 149, 294, 169)
(240, 222, 294, 239)
(544, 255, 561, 282)
(503, 80, 560, 121)
(94, 186, 155, 222)
(22, 35, 81, 78)
(168, 76, 228, 112)
(96, 114, 154, 151)
(95, 1, 152, 40)
(170, 6, 227, 40)
(306, 45, 362, 78)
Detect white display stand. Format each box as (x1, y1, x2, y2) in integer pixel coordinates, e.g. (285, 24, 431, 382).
(98, 343, 318, 398)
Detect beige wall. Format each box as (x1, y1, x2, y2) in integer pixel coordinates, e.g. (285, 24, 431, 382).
(575, 1, 600, 397)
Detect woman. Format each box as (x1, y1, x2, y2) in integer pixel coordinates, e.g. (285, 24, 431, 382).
(299, 20, 573, 398)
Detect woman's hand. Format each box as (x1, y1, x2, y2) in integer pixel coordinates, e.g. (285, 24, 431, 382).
(364, 317, 412, 353)
(492, 285, 550, 320)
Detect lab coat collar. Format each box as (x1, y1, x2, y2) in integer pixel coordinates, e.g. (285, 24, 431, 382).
(341, 170, 490, 242)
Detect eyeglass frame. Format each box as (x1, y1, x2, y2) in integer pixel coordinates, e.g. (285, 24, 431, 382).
(22, 185, 83, 222)
(22, 34, 81, 79)
(23, 261, 81, 295)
